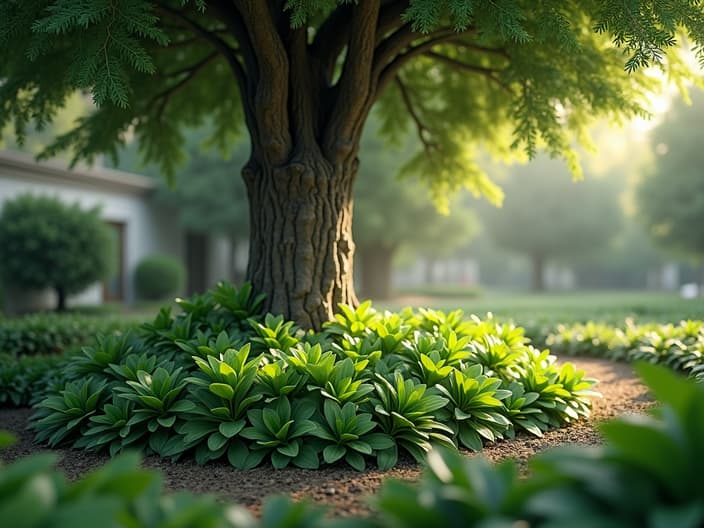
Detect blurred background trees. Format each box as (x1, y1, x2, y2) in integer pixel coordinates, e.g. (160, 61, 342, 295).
(638, 89, 704, 283)
(478, 157, 622, 290)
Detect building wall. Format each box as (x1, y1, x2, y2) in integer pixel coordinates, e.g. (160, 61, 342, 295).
(0, 157, 184, 307)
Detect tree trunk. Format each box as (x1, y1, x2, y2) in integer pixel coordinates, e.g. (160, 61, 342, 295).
(244, 154, 358, 329)
(425, 257, 436, 285)
(359, 245, 395, 300)
(531, 253, 545, 291)
(56, 286, 67, 312)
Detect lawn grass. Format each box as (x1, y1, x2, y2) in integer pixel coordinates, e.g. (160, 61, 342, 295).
(381, 289, 704, 326)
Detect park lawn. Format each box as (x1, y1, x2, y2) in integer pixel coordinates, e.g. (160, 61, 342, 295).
(381, 289, 704, 326)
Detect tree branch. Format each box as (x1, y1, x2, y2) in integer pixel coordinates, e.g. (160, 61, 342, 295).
(287, 26, 318, 145)
(233, 0, 292, 164)
(162, 51, 220, 77)
(394, 75, 437, 153)
(154, 3, 248, 97)
(323, 0, 381, 160)
(449, 39, 510, 59)
(376, 0, 408, 42)
(151, 52, 219, 118)
(310, 4, 354, 86)
(423, 50, 511, 92)
(375, 30, 458, 95)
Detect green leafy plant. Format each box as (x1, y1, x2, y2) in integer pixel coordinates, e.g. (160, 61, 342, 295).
(210, 281, 266, 321)
(28, 282, 600, 470)
(435, 365, 512, 451)
(307, 357, 374, 405)
(324, 301, 381, 337)
(114, 367, 193, 454)
(66, 333, 135, 380)
(250, 314, 300, 353)
(310, 399, 394, 471)
(10, 363, 704, 527)
(74, 395, 133, 456)
(240, 396, 319, 469)
(31, 377, 108, 446)
(180, 344, 263, 464)
(370, 372, 454, 468)
(502, 381, 547, 437)
(256, 360, 307, 401)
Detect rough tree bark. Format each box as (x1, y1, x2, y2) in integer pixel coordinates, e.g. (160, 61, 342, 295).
(359, 245, 395, 300)
(243, 156, 359, 329)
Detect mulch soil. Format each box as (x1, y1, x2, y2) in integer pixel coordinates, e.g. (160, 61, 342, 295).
(0, 357, 653, 517)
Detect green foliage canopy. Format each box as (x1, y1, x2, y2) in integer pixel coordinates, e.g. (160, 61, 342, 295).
(0, 194, 112, 310)
(1, 1, 703, 202)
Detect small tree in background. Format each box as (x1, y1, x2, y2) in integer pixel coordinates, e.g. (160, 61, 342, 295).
(480, 157, 622, 290)
(638, 89, 704, 280)
(0, 195, 112, 311)
(354, 119, 476, 300)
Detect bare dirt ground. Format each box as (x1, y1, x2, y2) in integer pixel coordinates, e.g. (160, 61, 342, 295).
(0, 357, 652, 517)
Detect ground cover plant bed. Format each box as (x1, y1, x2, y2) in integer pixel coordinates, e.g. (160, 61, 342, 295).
(0, 355, 649, 517)
(2, 364, 698, 527)
(547, 320, 704, 383)
(27, 282, 598, 472)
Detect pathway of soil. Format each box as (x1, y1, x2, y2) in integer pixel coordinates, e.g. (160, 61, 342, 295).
(0, 357, 652, 517)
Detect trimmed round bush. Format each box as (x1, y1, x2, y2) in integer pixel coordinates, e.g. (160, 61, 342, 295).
(0, 194, 112, 311)
(135, 255, 185, 300)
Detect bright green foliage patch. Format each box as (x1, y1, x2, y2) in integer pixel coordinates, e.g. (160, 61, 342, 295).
(30, 282, 597, 470)
(3, 365, 704, 527)
(548, 320, 704, 383)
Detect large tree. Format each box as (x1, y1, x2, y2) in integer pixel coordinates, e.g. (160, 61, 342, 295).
(480, 157, 622, 290)
(2, 2, 703, 327)
(638, 88, 704, 265)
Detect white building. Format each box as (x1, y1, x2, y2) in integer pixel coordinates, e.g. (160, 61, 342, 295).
(0, 150, 233, 312)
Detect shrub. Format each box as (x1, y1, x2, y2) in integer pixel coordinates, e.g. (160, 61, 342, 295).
(30, 282, 598, 470)
(0, 194, 112, 311)
(135, 255, 185, 300)
(4, 365, 704, 527)
(0, 313, 139, 357)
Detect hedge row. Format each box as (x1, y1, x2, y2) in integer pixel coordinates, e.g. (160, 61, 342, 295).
(4, 365, 704, 527)
(0, 313, 138, 357)
(547, 319, 704, 383)
(29, 282, 597, 471)
(0, 354, 69, 407)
